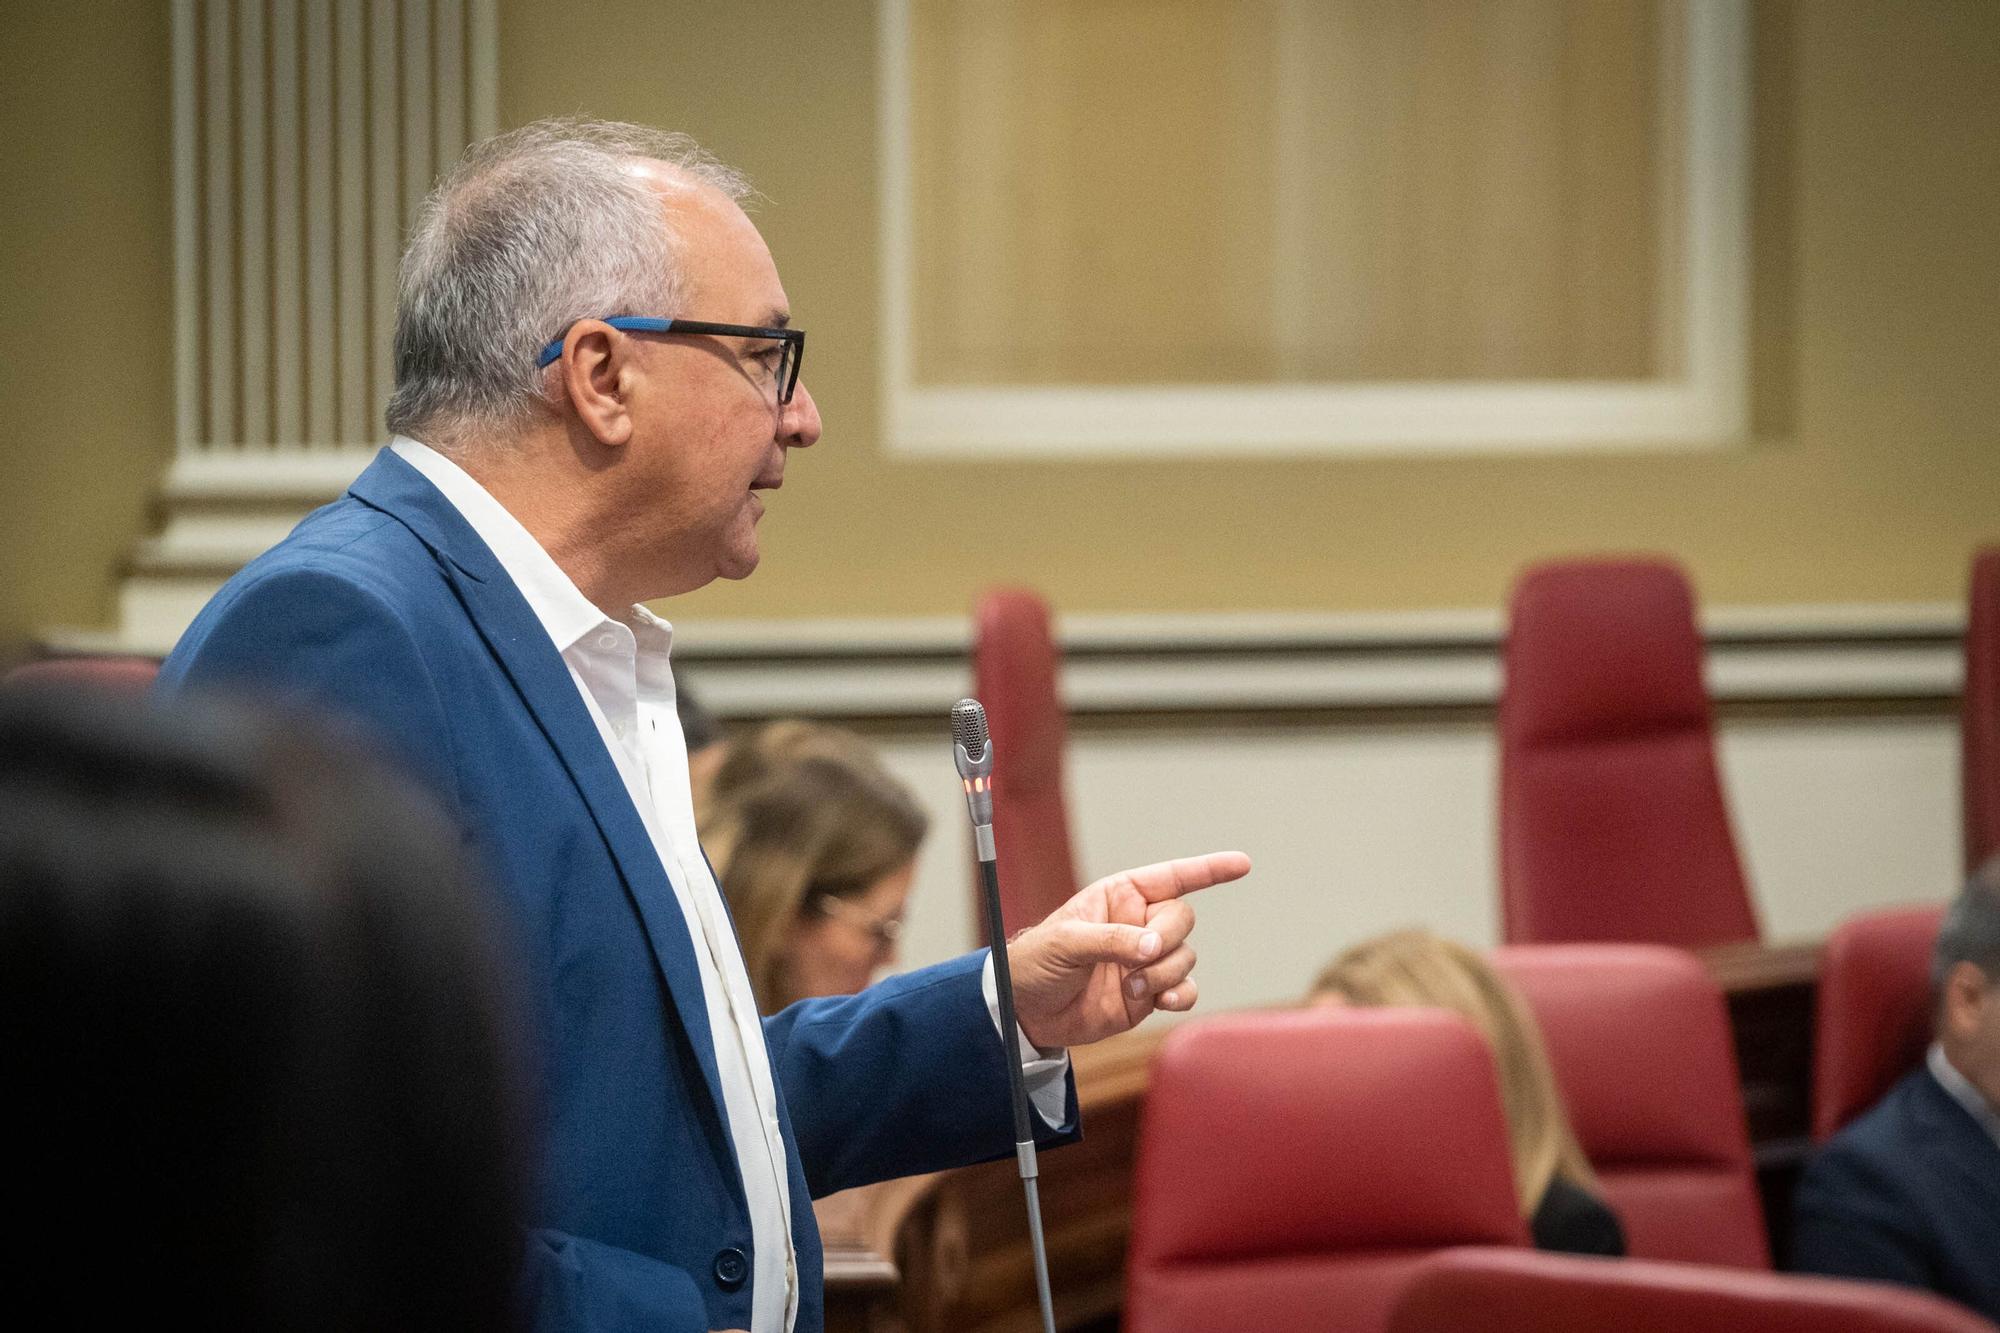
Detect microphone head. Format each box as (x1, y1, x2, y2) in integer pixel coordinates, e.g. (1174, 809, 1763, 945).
(951, 698, 990, 763)
(951, 697, 994, 819)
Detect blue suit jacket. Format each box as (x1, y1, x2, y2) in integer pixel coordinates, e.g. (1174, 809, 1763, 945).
(158, 448, 1078, 1331)
(1792, 1064, 2000, 1321)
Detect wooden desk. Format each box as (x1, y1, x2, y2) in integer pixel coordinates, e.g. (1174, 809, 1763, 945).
(1699, 939, 1822, 1146)
(821, 1026, 1164, 1332)
(822, 940, 1824, 1331)
(818, 1173, 945, 1333)
(1697, 937, 1823, 1262)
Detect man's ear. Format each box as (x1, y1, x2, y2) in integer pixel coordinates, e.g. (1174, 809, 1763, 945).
(555, 322, 636, 447)
(1941, 961, 1989, 1041)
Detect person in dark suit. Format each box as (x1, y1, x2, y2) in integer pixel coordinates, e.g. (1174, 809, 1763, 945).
(1792, 863, 2000, 1320)
(159, 118, 1248, 1333)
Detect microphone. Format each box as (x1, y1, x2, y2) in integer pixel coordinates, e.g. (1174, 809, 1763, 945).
(949, 697, 1056, 1333)
(952, 698, 996, 858)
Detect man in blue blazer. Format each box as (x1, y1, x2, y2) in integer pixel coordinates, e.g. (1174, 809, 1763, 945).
(159, 120, 1248, 1332)
(1792, 865, 2000, 1321)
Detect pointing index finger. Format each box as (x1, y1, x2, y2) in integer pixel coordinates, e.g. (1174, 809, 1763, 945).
(1108, 850, 1251, 904)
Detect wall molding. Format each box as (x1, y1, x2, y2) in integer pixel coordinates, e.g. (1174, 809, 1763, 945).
(667, 603, 1961, 722)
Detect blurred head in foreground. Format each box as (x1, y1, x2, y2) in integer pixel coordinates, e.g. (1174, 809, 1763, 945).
(1935, 856, 2000, 1107)
(1311, 929, 1620, 1255)
(698, 721, 928, 1011)
(0, 687, 530, 1328)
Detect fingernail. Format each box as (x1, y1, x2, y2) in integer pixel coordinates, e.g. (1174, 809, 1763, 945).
(1139, 931, 1161, 960)
(1128, 974, 1147, 998)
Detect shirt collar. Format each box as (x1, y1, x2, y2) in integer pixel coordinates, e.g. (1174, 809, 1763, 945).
(1928, 1042, 2000, 1148)
(389, 436, 675, 655)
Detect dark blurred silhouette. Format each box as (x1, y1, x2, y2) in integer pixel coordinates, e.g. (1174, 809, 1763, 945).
(0, 686, 532, 1329)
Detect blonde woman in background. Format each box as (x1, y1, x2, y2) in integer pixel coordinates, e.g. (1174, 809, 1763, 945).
(698, 722, 929, 1013)
(1310, 929, 1626, 1256)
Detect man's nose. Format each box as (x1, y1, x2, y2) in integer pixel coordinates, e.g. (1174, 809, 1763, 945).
(781, 381, 822, 448)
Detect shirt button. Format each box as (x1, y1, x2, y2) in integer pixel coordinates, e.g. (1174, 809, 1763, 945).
(596, 632, 617, 650)
(713, 1246, 749, 1290)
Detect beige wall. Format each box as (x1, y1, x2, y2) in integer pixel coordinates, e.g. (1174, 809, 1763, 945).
(0, 1, 174, 652)
(4, 1, 1998, 651)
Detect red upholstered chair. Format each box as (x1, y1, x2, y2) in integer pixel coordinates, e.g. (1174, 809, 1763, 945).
(1812, 903, 1948, 1141)
(1964, 549, 2000, 870)
(970, 588, 1079, 942)
(1492, 944, 1769, 1269)
(1126, 1009, 1528, 1333)
(4, 656, 161, 692)
(1391, 1248, 1998, 1333)
(1499, 558, 1760, 948)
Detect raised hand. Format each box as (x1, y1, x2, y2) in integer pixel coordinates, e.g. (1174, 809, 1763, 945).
(1004, 851, 1250, 1050)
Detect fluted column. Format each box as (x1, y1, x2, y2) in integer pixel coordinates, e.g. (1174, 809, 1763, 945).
(103, 0, 497, 650)
(170, 0, 496, 462)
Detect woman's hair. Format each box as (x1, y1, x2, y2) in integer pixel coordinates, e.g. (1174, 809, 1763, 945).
(0, 687, 530, 1328)
(697, 722, 928, 1011)
(1310, 928, 1598, 1215)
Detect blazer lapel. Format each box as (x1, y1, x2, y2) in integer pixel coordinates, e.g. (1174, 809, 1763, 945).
(348, 449, 732, 1130)
(1912, 1066, 2000, 1224)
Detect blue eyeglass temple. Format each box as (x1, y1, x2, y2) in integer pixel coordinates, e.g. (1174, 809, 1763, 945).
(535, 316, 678, 368)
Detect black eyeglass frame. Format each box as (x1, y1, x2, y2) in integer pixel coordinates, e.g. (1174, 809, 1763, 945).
(535, 316, 805, 405)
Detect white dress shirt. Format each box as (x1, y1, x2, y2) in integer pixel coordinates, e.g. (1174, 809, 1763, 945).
(390, 438, 1068, 1332)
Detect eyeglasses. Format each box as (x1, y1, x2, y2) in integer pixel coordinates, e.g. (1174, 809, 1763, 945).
(536, 315, 805, 405)
(809, 893, 903, 950)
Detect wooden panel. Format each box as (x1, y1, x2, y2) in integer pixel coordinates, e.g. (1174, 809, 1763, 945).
(1700, 937, 1821, 1266)
(908, 0, 1667, 388)
(820, 1026, 1164, 1332)
(911, 0, 1280, 386)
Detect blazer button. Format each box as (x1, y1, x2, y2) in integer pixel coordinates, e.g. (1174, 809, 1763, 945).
(713, 1247, 748, 1291)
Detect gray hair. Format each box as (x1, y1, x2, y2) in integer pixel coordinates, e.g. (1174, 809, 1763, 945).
(384, 117, 753, 449)
(1933, 855, 2000, 991)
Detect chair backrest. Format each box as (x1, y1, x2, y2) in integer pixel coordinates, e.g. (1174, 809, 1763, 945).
(1126, 1009, 1527, 1333)
(970, 588, 1079, 941)
(1499, 558, 1759, 948)
(1964, 549, 2000, 871)
(1812, 903, 1947, 1141)
(1491, 944, 1769, 1269)
(4, 656, 161, 693)
(1390, 1248, 1998, 1333)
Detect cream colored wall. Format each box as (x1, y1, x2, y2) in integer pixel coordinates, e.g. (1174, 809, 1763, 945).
(0, 1, 174, 653)
(3, 2, 1997, 650)
(880, 704, 1968, 1008)
(876, 711, 1960, 1011)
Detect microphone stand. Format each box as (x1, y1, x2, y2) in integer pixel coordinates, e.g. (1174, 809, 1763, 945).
(953, 700, 1058, 1333)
